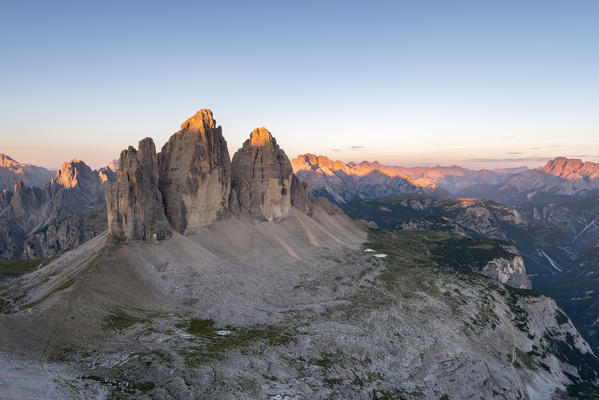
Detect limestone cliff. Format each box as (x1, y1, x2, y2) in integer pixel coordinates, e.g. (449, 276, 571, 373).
(480, 245, 532, 289)
(105, 138, 170, 241)
(159, 110, 231, 233)
(230, 128, 293, 221)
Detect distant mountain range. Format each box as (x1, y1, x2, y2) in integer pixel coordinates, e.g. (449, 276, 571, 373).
(292, 154, 599, 205)
(0, 153, 56, 190)
(0, 153, 118, 191)
(0, 159, 116, 259)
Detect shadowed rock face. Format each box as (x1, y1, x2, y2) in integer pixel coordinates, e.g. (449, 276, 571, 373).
(106, 138, 170, 241)
(290, 174, 312, 215)
(230, 127, 293, 221)
(105, 110, 317, 241)
(1, 160, 112, 259)
(158, 110, 231, 233)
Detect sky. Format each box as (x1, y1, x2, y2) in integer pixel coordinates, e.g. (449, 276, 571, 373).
(1, 0, 598, 170)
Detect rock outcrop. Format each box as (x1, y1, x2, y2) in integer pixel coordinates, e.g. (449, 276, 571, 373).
(290, 174, 312, 215)
(230, 128, 293, 221)
(159, 110, 231, 233)
(480, 245, 532, 289)
(106, 138, 170, 241)
(97, 166, 116, 183)
(542, 157, 599, 180)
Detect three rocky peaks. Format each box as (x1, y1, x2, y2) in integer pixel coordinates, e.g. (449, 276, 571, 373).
(106, 110, 311, 241)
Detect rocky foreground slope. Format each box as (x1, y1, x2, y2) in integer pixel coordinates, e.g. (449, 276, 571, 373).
(341, 194, 599, 356)
(0, 110, 598, 399)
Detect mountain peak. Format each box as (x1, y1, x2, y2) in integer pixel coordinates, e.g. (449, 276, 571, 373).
(542, 157, 599, 180)
(0, 153, 20, 168)
(249, 127, 275, 146)
(53, 159, 95, 188)
(179, 109, 216, 132)
(231, 128, 293, 221)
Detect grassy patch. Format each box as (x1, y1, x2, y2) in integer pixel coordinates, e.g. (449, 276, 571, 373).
(0, 259, 42, 278)
(188, 319, 216, 335)
(103, 310, 150, 331)
(180, 322, 297, 367)
(515, 348, 537, 370)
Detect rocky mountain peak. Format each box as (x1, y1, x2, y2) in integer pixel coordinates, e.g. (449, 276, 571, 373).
(249, 127, 275, 146)
(52, 159, 97, 189)
(106, 159, 119, 172)
(159, 110, 231, 233)
(0, 153, 18, 168)
(231, 128, 294, 221)
(0, 154, 55, 191)
(179, 109, 216, 133)
(106, 137, 170, 241)
(542, 157, 599, 180)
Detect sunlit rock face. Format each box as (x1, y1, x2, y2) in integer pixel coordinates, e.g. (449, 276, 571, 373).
(158, 110, 232, 233)
(53, 160, 96, 189)
(0, 153, 55, 190)
(230, 127, 293, 221)
(542, 157, 599, 180)
(106, 138, 171, 241)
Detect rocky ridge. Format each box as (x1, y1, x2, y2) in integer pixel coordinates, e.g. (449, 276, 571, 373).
(291, 154, 447, 204)
(106, 138, 171, 241)
(293, 154, 599, 205)
(0, 153, 55, 190)
(107, 110, 318, 241)
(542, 157, 599, 180)
(0, 160, 115, 259)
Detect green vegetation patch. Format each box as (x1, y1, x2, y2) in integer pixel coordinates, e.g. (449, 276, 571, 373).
(365, 228, 516, 286)
(555, 309, 569, 325)
(188, 318, 216, 335)
(104, 310, 150, 331)
(543, 331, 599, 383)
(431, 237, 514, 272)
(0, 258, 42, 278)
(180, 321, 297, 366)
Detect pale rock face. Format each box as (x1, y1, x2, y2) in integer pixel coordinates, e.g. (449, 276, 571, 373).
(106, 138, 170, 241)
(480, 246, 532, 289)
(159, 110, 231, 233)
(230, 127, 293, 221)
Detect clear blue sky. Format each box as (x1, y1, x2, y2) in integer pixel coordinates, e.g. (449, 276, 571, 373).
(1, 0, 598, 169)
